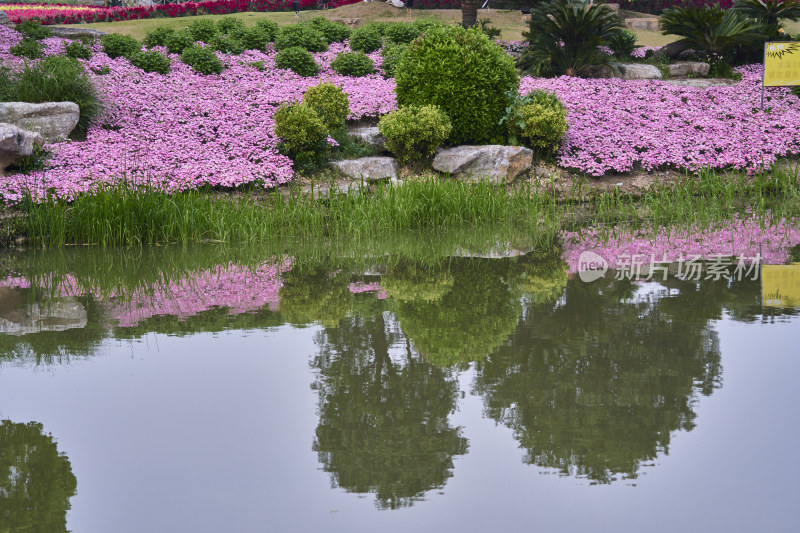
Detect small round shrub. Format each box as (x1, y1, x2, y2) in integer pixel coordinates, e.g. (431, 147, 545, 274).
(274, 25, 328, 52)
(164, 31, 195, 55)
(330, 51, 374, 77)
(395, 26, 519, 145)
(232, 26, 270, 51)
(606, 29, 637, 58)
(505, 91, 567, 153)
(15, 20, 52, 40)
(308, 17, 351, 43)
(102, 33, 141, 60)
(143, 26, 176, 48)
(348, 24, 382, 53)
(275, 47, 319, 77)
(13, 56, 101, 133)
(255, 19, 279, 42)
(64, 41, 93, 60)
(217, 16, 246, 35)
(274, 103, 330, 172)
(378, 105, 452, 165)
(10, 38, 44, 59)
(380, 42, 407, 78)
(180, 45, 224, 75)
(129, 50, 171, 75)
(186, 19, 219, 44)
(212, 34, 246, 55)
(384, 22, 421, 45)
(303, 82, 350, 131)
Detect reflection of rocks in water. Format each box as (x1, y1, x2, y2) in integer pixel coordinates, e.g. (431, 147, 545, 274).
(0, 420, 77, 532)
(0, 288, 87, 336)
(474, 277, 723, 484)
(311, 314, 468, 509)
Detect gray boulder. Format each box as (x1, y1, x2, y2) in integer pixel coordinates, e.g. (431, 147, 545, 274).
(0, 11, 10, 26)
(0, 102, 80, 142)
(0, 289, 88, 336)
(49, 26, 106, 40)
(432, 145, 533, 182)
(348, 124, 385, 149)
(625, 18, 659, 31)
(0, 123, 43, 176)
(331, 156, 399, 181)
(669, 62, 711, 78)
(618, 63, 662, 80)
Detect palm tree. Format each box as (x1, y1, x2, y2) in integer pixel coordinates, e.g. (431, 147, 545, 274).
(462, 0, 479, 29)
(733, 0, 800, 38)
(660, 5, 765, 56)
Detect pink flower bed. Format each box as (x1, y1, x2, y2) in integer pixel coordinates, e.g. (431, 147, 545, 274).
(561, 214, 800, 273)
(522, 66, 800, 175)
(0, 27, 394, 203)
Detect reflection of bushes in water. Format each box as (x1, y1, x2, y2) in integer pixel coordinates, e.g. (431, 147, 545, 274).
(389, 259, 523, 366)
(312, 314, 467, 509)
(475, 276, 725, 484)
(279, 267, 353, 328)
(0, 420, 77, 532)
(382, 263, 454, 303)
(507, 252, 568, 304)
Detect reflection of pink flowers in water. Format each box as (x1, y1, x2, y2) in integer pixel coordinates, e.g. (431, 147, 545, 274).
(349, 281, 387, 300)
(561, 215, 800, 273)
(0, 258, 293, 327)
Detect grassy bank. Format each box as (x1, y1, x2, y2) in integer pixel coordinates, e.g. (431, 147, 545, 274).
(11, 166, 800, 248)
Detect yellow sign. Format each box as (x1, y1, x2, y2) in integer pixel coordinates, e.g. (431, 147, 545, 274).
(764, 42, 800, 86)
(762, 264, 800, 307)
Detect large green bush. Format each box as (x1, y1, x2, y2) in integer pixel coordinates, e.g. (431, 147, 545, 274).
(395, 26, 519, 145)
(15, 20, 52, 40)
(129, 50, 172, 75)
(275, 47, 320, 77)
(143, 26, 176, 48)
(274, 24, 328, 52)
(380, 42, 407, 78)
(164, 31, 195, 55)
(10, 56, 101, 133)
(308, 17, 352, 43)
(212, 34, 246, 55)
(101, 33, 141, 60)
(186, 19, 219, 44)
(255, 19, 280, 42)
(216, 16, 246, 35)
(349, 24, 383, 53)
(330, 52, 374, 77)
(274, 103, 330, 172)
(378, 105, 452, 165)
(503, 90, 567, 155)
(384, 22, 422, 45)
(10, 38, 44, 59)
(303, 81, 350, 131)
(232, 26, 270, 51)
(525, 0, 624, 76)
(180, 45, 224, 75)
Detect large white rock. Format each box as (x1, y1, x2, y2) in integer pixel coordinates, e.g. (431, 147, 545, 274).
(331, 156, 399, 181)
(618, 63, 662, 80)
(0, 101, 80, 142)
(432, 145, 533, 182)
(669, 62, 711, 78)
(0, 123, 43, 176)
(347, 124, 385, 149)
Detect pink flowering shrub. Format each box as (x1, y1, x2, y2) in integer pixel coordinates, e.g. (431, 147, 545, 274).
(561, 214, 800, 273)
(0, 27, 395, 203)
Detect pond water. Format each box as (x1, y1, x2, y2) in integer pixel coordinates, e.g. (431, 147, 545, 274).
(1, 228, 799, 533)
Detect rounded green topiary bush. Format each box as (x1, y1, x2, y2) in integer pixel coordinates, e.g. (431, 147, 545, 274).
(330, 51, 374, 77)
(232, 26, 270, 51)
(255, 19, 279, 42)
(348, 24, 383, 53)
(180, 45, 224, 75)
(308, 17, 352, 43)
(395, 26, 519, 145)
(129, 50, 171, 75)
(274, 103, 330, 172)
(217, 16, 246, 35)
(274, 25, 328, 52)
(65, 41, 93, 60)
(212, 34, 246, 55)
(164, 31, 195, 55)
(378, 105, 452, 165)
(143, 26, 176, 49)
(10, 38, 44, 59)
(504, 90, 567, 154)
(15, 20, 52, 40)
(101, 33, 141, 60)
(380, 42, 407, 78)
(275, 47, 319, 77)
(186, 19, 219, 44)
(303, 81, 350, 131)
(384, 22, 421, 45)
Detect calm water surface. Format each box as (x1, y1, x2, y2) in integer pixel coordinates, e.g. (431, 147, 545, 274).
(0, 238, 798, 532)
